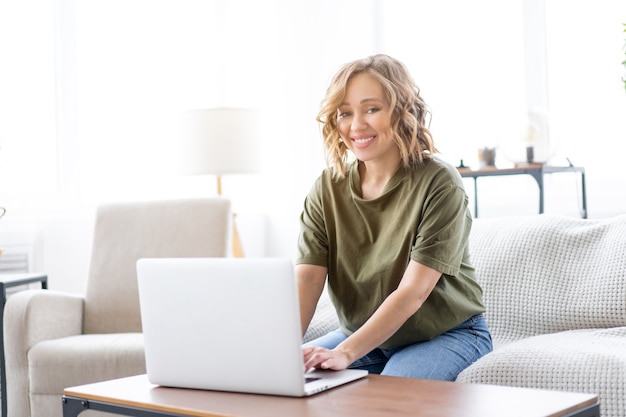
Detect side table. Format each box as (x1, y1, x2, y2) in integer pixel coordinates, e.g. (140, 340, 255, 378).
(0, 273, 48, 417)
(458, 164, 587, 218)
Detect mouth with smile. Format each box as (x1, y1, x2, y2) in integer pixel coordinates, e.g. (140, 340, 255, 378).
(352, 136, 375, 148)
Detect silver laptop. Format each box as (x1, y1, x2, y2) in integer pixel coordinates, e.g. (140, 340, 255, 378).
(136, 257, 367, 396)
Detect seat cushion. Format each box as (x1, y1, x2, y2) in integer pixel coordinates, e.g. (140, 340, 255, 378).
(28, 333, 146, 394)
(457, 327, 626, 417)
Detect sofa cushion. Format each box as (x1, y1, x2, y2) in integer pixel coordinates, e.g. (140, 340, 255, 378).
(457, 326, 626, 417)
(469, 214, 626, 348)
(28, 333, 146, 394)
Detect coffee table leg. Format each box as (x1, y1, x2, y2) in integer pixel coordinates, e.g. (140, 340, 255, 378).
(565, 402, 600, 417)
(62, 397, 88, 417)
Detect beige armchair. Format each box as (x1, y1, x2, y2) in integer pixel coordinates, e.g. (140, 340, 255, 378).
(4, 198, 231, 417)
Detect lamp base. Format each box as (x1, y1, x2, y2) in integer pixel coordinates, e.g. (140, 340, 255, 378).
(231, 213, 244, 258)
(216, 175, 245, 258)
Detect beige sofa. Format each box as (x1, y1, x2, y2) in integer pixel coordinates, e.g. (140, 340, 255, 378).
(306, 213, 626, 417)
(4, 198, 231, 417)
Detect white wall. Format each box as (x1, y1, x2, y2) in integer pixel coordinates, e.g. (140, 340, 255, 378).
(1, 0, 625, 294)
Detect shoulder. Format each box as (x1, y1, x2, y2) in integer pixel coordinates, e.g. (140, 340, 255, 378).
(400, 157, 469, 211)
(305, 165, 353, 211)
(423, 156, 461, 176)
(310, 162, 355, 193)
(407, 156, 463, 186)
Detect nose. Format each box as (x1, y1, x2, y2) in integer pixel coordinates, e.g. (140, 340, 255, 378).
(351, 112, 368, 131)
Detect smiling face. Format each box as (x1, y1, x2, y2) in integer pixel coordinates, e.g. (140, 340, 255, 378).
(336, 72, 399, 169)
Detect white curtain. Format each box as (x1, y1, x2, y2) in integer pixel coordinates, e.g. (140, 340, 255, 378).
(0, 0, 57, 195)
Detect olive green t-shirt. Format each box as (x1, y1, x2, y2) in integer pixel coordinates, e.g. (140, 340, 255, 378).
(296, 157, 485, 349)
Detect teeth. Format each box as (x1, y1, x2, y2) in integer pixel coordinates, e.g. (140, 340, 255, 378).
(354, 137, 374, 144)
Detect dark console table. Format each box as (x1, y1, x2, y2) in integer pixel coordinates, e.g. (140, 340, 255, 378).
(458, 164, 587, 218)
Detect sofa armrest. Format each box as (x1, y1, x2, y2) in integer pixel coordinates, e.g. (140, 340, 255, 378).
(456, 327, 626, 417)
(4, 289, 84, 416)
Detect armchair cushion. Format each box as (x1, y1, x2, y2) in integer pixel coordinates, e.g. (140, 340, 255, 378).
(28, 333, 145, 394)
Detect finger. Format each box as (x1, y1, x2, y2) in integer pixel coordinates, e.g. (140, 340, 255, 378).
(319, 357, 335, 370)
(304, 353, 322, 369)
(302, 348, 317, 363)
(302, 346, 327, 362)
(304, 351, 329, 370)
(301, 346, 315, 355)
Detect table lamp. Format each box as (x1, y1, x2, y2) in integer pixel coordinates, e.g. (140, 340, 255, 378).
(179, 108, 260, 257)
(499, 108, 557, 166)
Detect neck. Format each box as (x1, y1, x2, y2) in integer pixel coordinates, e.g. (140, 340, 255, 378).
(358, 159, 401, 200)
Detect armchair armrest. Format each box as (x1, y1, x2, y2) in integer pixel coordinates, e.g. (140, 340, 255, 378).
(4, 289, 84, 414)
(4, 289, 84, 348)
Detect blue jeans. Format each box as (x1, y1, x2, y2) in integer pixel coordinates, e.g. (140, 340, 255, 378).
(304, 314, 492, 381)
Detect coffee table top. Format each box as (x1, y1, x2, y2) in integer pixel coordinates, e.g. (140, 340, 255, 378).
(63, 374, 598, 417)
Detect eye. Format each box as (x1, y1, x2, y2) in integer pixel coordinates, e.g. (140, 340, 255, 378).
(366, 107, 380, 114)
(337, 111, 351, 119)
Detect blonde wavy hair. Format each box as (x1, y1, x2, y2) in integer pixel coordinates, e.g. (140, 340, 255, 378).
(317, 54, 436, 180)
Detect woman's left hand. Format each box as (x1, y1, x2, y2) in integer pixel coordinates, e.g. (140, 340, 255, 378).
(302, 345, 351, 371)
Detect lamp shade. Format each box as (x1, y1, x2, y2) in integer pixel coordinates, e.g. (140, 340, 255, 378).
(179, 108, 261, 175)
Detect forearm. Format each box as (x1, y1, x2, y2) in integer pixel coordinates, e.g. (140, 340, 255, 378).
(337, 261, 442, 363)
(296, 264, 327, 337)
(336, 286, 424, 362)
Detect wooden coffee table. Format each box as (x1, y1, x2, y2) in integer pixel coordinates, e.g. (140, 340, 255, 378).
(62, 374, 599, 417)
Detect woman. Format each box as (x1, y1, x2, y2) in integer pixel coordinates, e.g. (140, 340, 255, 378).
(297, 54, 492, 381)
